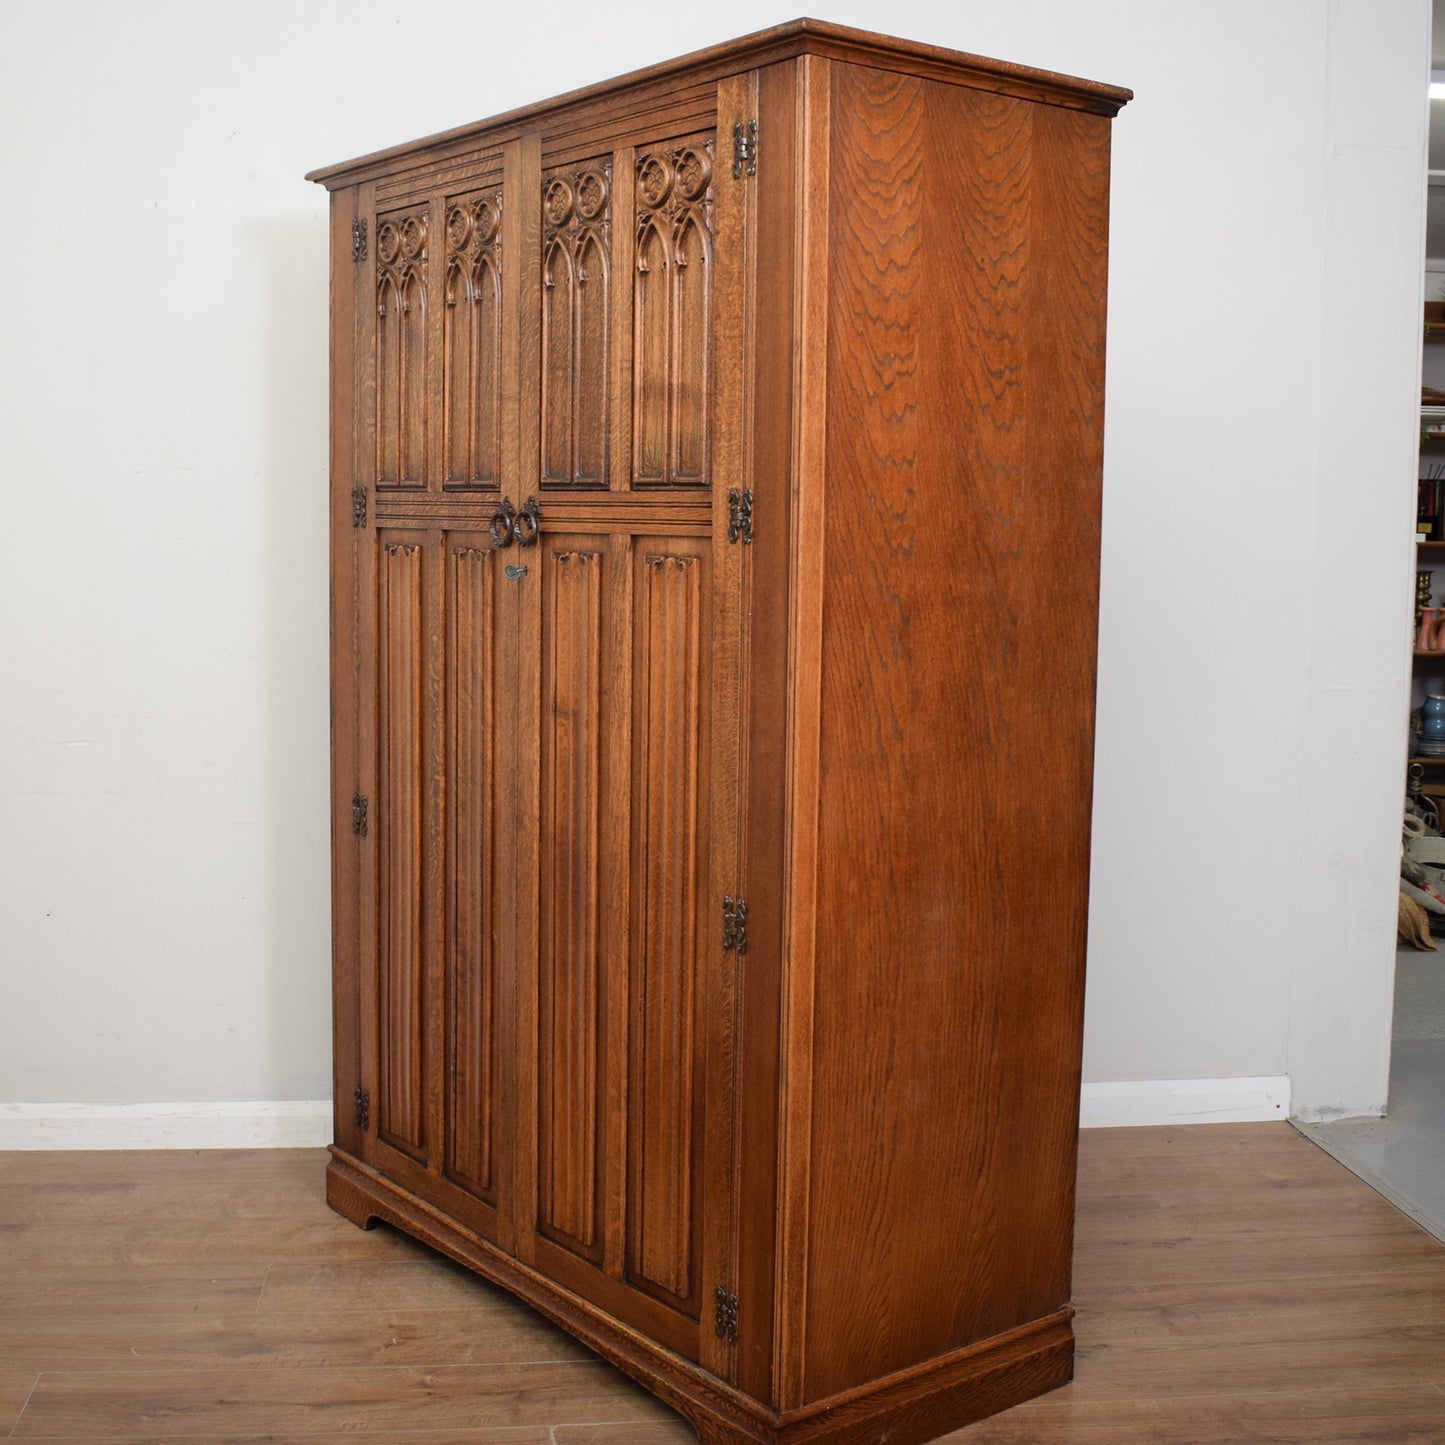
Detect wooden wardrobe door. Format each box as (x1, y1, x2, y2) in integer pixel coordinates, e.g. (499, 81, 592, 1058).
(513, 110, 748, 1372)
(352, 172, 518, 1249)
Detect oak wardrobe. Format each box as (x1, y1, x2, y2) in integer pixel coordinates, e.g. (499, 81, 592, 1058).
(308, 19, 1129, 1444)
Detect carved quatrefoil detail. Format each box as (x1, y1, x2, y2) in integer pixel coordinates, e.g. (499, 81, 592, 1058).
(635, 142, 713, 220)
(446, 195, 502, 256)
(400, 215, 427, 260)
(544, 178, 574, 228)
(576, 170, 609, 221)
(545, 169, 610, 231)
(376, 220, 402, 265)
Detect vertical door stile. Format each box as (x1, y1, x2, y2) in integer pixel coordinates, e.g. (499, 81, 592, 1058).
(776, 53, 832, 1413)
(602, 145, 637, 1284)
(699, 67, 754, 1385)
(420, 198, 447, 1168)
(510, 128, 545, 1269)
(493, 133, 535, 1258)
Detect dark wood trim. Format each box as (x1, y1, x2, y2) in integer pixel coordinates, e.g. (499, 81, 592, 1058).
(772, 48, 831, 1415)
(327, 1149, 1074, 1445)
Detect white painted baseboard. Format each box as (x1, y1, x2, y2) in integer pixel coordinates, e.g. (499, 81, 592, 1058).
(1080, 1075, 1291, 1128)
(0, 1100, 333, 1150)
(0, 1079, 1289, 1148)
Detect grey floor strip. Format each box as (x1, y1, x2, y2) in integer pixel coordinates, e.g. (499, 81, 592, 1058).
(1293, 950, 1445, 1245)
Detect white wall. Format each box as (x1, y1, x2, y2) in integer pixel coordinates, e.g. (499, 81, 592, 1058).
(1287, 1, 1429, 1119)
(0, 0, 1427, 1129)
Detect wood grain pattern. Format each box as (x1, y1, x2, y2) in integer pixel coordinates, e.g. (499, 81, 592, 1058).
(0, 1261, 270, 1317)
(800, 61, 1106, 1400)
(956, 1391, 1445, 1445)
(10, 1361, 675, 1438)
(542, 85, 719, 170)
(8, 1435, 556, 1445)
(446, 545, 499, 1201)
(0, 1305, 588, 1371)
(773, 50, 831, 1414)
(554, 1426, 697, 1443)
(538, 549, 605, 1253)
(628, 551, 703, 1304)
(376, 144, 509, 205)
(377, 538, 427, 1157)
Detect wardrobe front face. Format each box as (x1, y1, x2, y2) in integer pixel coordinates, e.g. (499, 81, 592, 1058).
(335, 89, 752, 1371)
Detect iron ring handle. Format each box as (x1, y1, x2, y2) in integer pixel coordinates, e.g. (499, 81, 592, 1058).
(514, 496, 542, 548)
(489, 498, 517, 549)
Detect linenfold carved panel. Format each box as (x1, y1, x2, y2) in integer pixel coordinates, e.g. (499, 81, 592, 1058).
(633, 138, 714, 489)
(444, 192, 504, 489)
(538, 549, 604, 1254)
(541, 163, 612, 489)
(628, 551, 702, 1304)
(376, 212, 429, 488)
(378, 540, 426, 1156)
(446, 546, 497, 1200)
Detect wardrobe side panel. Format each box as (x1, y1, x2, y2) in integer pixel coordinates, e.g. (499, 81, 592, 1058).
(801, 63, 1114, 1401)
(330, 186, 364, 1158)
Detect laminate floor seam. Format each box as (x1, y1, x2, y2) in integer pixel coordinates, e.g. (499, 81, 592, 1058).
(7, 1372, 39, 1440)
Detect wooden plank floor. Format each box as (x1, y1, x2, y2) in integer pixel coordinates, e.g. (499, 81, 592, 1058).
(1, 1125, 1442, 1441)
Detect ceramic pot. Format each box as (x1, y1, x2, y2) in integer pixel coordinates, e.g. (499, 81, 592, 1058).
(1423, 695, 1445, 739)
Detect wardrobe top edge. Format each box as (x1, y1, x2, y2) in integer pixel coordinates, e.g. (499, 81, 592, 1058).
(305, 16, 1131, 190)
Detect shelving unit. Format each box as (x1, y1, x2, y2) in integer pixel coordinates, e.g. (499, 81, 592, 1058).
(1412, 331, 1445, 787)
